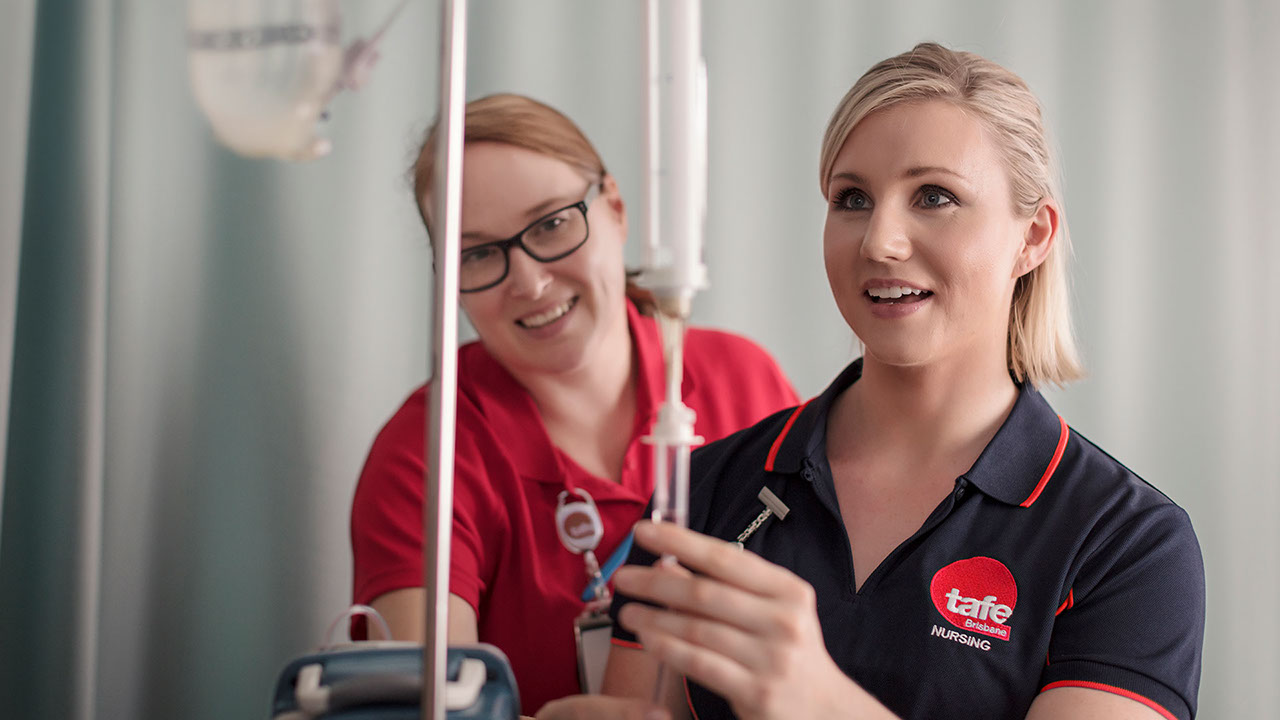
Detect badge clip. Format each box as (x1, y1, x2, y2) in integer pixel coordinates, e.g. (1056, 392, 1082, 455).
(556, 488, 608, 601)
(735, 486, 789, 549)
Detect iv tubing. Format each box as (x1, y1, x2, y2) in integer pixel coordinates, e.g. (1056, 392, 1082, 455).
(642, 0, 708, 704)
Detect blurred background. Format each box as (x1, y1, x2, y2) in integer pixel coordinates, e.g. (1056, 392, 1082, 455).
(2, 0, 1276, 718)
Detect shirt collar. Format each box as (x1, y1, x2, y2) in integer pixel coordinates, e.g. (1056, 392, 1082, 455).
(767, 358, 1069, 507)
(764, 358, 861, 475)
(959, 382, 1068, 507)
(469, 299, 689, 485)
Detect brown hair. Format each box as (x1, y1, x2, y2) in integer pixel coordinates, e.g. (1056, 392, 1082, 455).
(819, 43, 1084, 387)
(411, 93, 654, 312)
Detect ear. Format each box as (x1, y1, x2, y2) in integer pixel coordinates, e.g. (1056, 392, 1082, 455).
(1014, 200, 1058, 278)
(600, 173, 627, 236)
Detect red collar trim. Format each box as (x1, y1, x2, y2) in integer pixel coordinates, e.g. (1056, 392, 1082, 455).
(1018, 414, 1069, 507)
(764, 400, 813, 472)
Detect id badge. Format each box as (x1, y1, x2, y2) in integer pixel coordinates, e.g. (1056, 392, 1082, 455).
(573, 612, 613, 694)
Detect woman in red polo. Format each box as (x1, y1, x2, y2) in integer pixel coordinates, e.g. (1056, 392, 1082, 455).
(349, 94, 798, 715)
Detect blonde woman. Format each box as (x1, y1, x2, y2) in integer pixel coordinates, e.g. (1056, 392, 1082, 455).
(567, 43, 1205, 720)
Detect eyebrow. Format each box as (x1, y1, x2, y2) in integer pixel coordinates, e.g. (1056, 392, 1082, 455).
(904, 166, 967, 181)
(461, 195, 576, 242)
(829, 166, 968, 186)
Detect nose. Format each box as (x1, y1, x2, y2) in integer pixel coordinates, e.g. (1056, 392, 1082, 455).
(504, 246, 552, 298)
(860, 206, 912, 263)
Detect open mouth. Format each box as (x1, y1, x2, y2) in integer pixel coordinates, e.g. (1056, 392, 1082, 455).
(516, 297, 578, 329)
(866, 286, 933, 304)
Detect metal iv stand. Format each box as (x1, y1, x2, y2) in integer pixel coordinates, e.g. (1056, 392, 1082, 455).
(421, 0, 708, 717)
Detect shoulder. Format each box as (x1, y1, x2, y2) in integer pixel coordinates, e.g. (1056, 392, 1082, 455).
(356, 342, 508, 491)
(1041, 424, 1203, 595)
(684, 326, 783, 368)
(693, 402, 805, 471)
(363, 345, 491, 455)
(682, 326, 799, 409)
(1050, 425, 1194, 528)
(361, 384, 429, 473)
(685, 404, 806, 534)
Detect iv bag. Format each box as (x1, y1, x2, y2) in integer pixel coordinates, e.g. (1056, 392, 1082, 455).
(187, 0, 404, 161)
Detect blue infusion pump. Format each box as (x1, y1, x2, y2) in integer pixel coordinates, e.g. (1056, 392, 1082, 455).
(270, 643, 520, 720)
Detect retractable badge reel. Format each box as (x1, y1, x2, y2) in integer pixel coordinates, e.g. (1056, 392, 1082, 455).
(556, 488, 607, 598)
(555, 488, 613, 694)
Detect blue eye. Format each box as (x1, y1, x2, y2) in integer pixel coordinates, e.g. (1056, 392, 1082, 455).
(461, 246, 498, 265)
(833, 188, 871, 210)
(918, 186, 957, 208)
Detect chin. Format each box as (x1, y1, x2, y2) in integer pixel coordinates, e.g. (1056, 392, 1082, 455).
(517, 343, 593, 377)
(864, 348, 932, 369)
(857, 330, 940, 369)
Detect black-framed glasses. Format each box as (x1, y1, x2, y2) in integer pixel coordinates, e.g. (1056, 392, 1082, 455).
(459, 183, 600, 293)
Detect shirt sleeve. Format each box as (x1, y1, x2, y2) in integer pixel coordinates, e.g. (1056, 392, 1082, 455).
(1040, 504, 1205, 720)
(350, 389, 501, 617)
(699, 329, 800, 410)
(732, 332, 800, 409)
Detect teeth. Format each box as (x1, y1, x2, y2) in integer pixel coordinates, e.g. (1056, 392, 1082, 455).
(867, 286, 925, 299)
(519, 299, 575, 328)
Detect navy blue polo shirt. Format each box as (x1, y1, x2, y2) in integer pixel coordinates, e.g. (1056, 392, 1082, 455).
(612, 359, 1204, 720)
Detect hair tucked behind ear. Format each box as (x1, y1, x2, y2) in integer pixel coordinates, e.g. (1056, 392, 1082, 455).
(819, 42, 1084, 387)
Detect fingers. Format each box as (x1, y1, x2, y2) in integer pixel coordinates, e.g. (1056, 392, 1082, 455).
(632, 624, 760, 712)
(630, 521, 815, 605)
(534, 695, 670, 720)
(614, 563, 781, 638)
(617, 601, 769, 673)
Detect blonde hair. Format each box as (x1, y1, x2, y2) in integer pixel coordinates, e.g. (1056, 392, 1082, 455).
(411, 93, 656, 312)
(819, 42, 1084, 387)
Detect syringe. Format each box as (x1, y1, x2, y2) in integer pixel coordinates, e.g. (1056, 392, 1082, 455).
(647, 311, 700, 534)
(643, 312, 701, 705)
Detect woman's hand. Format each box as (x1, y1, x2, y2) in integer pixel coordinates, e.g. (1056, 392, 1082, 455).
(533, 695, 669, 720)
(614, 521, 895, 720)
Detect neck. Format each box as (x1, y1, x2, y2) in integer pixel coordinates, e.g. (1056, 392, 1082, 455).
(833, 344, 1019, 470)
(512, 311, 636, 433)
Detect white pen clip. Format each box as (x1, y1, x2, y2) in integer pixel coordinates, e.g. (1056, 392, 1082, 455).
(735, 486, 790, 548)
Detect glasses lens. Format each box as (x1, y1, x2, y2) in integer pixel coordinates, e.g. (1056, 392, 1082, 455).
(522, 205, 588, 261)
(459, 244, 507, 292)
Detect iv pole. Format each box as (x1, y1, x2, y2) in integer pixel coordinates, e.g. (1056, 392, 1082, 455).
(423, 0, 467, 718)
(422, 0, 705, 716)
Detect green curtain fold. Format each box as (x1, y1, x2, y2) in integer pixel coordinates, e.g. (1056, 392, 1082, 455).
(2, 2, 113, 719)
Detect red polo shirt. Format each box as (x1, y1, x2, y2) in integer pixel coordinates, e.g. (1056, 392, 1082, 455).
(350, 300, 798, 714)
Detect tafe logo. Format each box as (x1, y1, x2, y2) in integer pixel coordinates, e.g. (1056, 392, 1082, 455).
(929, 557, 1017, 641)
